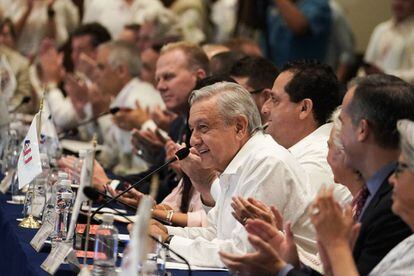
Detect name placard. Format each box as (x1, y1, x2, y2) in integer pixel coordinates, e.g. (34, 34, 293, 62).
(30, 219, 54, 252)
(41, 242, 72, 275)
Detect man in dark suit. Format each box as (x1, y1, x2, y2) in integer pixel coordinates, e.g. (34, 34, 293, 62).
(219, 74, 414, 276)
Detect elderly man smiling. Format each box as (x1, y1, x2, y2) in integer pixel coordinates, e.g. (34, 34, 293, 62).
(149, 82, 315, 267)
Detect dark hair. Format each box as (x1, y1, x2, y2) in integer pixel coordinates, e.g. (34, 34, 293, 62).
(71, 22, 111, 48)
(229, 56, 279, 90)
(209, 51, 245, 76)
(282, 60, 341, 126)
(179, 74, 236, 213)
(348, 74, 414, 149)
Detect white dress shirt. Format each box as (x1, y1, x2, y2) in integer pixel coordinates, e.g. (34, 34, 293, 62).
(364, 15, 414, 84)
(98, 78, 164, 175)
(84, 0, 168, 39)
(289, 123, 352, 205)
(166, 132, 315, 267)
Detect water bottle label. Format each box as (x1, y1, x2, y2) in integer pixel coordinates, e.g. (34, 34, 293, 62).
(31, 196, 45, 218)
(61, 192, 72, 199)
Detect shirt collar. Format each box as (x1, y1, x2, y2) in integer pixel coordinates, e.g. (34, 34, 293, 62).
(220, 132, 266, 176)
(366, 161, 397, 197)
(289, 123, 332, 153)
(110, 78, 137, 108)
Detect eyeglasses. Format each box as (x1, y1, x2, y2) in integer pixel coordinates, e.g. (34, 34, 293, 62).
(249, 88, 266, 95)
(394, 162, 409, 178)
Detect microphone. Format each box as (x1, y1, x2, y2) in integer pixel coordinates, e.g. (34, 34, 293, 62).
(90, 147, 190, 220)
(10, 96, 31, 113)
(58, 107, 120, 138)
(83, 186, 137, 212)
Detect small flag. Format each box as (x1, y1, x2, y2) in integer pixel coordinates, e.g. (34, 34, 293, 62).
(17, 113, 42, 189)
(23, 140, 33, 164)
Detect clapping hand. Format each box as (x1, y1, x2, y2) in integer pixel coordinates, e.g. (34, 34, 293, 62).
(150, 105, 177, 132)
(112, 100, 150, 131)
(219, 232, 287, 276)
(309, 187, 360, 251)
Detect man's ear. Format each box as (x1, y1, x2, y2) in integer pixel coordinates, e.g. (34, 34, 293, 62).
(298, 98, 313, 120)
(116, 64, 129, 78)
(357, 119, 369, 142)
(234, 115, 249, 138)
(195, 68, 207, 80)
(261, 88, 271, 102)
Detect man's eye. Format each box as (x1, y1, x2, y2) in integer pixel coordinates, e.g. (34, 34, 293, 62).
(198, 125, 208, 132)
(164, 73, 174, 80)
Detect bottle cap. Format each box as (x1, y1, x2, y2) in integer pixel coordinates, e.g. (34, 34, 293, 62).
(58, 172, 68, 179)
(102, 213, 114, 224)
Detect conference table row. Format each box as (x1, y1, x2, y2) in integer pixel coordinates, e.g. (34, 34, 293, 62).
(0, 193, 229, 275)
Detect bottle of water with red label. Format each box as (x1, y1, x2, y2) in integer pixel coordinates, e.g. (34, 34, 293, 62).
(51, 179, 74, 249)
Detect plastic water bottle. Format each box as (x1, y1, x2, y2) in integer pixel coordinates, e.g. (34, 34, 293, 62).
(72, 149, 87, 185)
(24, 153, 49, 219)
(42, 171, 68, 225)
(51, 179, 74, 248)
(93, 214, 119, 276)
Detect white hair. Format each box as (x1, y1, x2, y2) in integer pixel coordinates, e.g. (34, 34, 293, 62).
(189, 82, 262, 134)
(397, 119, 414, 171)
(329, 106, 344, 150)
(101, 41, 141, 77)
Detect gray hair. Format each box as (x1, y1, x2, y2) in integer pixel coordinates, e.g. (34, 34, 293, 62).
(189, 82, 262, 134)
(330, 106, 344, 150)
(397, 119, 414, 171)
(101, 41, 141, 77)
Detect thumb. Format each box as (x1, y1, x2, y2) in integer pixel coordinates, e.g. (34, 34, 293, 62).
(285, 222, 294, 242)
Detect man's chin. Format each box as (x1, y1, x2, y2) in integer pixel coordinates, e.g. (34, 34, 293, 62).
(199, 157, 215, 169)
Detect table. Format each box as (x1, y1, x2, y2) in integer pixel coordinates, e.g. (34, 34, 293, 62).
(0, 193, 228, 275)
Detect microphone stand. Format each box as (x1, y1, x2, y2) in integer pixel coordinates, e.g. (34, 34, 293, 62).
(58, 107, 120, 139)
(89, 147, 189, 221)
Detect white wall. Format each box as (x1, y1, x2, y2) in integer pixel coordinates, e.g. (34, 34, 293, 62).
(336, 0, 391, 52)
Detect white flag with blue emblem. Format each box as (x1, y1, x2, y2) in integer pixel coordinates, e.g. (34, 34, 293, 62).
(17, 113, 42, 189)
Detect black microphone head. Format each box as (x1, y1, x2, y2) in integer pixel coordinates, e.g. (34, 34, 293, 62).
(22, 96, 31, 104)
(110, 107, 120, 114)
(175, 147, 190, 160)
(83, 186, 100, 201)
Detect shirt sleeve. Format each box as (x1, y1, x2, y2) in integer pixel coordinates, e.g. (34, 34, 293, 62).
(45, 88, 79, 130)
(299, 0, 331, 36)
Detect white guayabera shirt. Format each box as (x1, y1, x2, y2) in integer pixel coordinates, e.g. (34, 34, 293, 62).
(166, 132, 316, 267)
